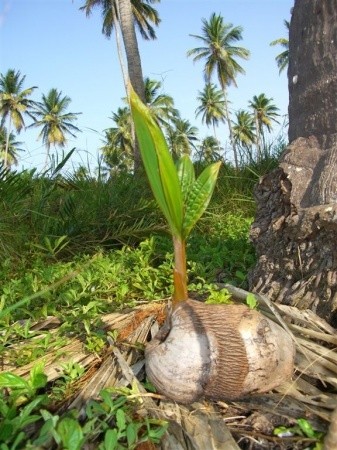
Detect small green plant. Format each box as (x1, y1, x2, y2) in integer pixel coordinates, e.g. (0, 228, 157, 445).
(205, 287, 232, 305)
(246, 292, 258, 309)
(32, 235, 70, 259)
(0, 366, 168, 449)
(0, 363, 48, 447)
(274, 418, 324, 449)
(130, 85, 220, 306)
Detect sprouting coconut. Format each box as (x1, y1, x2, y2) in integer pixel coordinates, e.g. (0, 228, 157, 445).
(129, 85, 295, 404)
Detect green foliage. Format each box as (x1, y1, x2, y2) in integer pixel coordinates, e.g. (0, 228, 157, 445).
(0, 367, 168, 449)
(187, 212, 255, 287)
(0, 161, 163, 263)
(274, 418, 324, 449)
(246, 292, 258, 309)
(0, 238, 175, 365)
(205, 287, 232, 305)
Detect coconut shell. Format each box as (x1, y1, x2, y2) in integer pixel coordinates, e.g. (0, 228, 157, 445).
(145, 299, 295, 404)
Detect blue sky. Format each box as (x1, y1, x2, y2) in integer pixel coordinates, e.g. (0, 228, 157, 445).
(1, 0, 293, 172)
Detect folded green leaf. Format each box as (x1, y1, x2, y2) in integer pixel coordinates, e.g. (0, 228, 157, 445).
(183, 161, 221, 239)
(0, 373, 30, 391)
(129, 85, 183, 237)
(176, 155, 195, 204)
(57, 418, 84, 450)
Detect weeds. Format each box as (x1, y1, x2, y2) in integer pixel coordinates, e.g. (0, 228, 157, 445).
(0, 366, 168, 449)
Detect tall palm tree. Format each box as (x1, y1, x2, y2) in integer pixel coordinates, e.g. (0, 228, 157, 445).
(101, 106, 134, 173)
(195, 83, 226, 142)
(29, 88, 81, 168)
(270, 20, 289, 74)
(144, 77, 178, 127)
(167, 117, 198, 159)
(187, 13, 250, 169)
(248, 94, 280, 160)
(0, 126, 24, 167)
(196, 135, 223, 164)
(0, 69, 37, 168)
(81, 0, 161, 172)
(232, 110, 255, 163)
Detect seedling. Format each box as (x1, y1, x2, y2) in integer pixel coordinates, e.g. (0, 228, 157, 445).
(129, 85, 221, 306)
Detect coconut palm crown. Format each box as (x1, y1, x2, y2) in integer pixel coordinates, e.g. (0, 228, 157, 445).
(0, 69, 37, 167)
(29, 88, 81, 167)
(270, 19, 289, 74)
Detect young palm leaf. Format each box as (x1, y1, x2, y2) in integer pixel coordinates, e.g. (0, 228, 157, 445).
(129, 85, 220, 305)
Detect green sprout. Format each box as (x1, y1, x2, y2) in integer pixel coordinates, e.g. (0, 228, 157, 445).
(129, 85, 221, 307)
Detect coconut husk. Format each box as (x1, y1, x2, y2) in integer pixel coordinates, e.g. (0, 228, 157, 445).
(2, 287, 337, 449)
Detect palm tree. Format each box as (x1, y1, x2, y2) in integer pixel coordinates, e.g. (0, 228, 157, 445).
(195, 83, 226, 143)
(187, 13, 250, 169)
(0, 127, 24, 167)
(29, 88, 81, 168)
(167, 117, 198, 159)
(270, 20, 289, 74)
(81, 0, 161, 172)
(81, 0, 160, 41)
(248, 94, 280, 160)
(232, 110, 256, 163)
(144, 77, 178, 127)
(101, 106, 134, 173)
(196, 135, 223, 164)
(0, 69, 37, 168)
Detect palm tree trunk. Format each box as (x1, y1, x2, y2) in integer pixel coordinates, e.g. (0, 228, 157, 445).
(222, 87, 238, 169)
(213, 123, 222, 156)
(113, 11, 128, 96)
(249, 0, 337, 324)
(4, 116, 12, 169)
(117, 0, 146, 173)
(254, 113, 261, 161)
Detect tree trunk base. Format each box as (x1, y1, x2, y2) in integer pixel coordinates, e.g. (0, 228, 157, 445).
(249, 136, 337, 326)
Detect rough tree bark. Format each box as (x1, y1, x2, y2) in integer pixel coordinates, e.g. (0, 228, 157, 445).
(248, 0, 337, 326)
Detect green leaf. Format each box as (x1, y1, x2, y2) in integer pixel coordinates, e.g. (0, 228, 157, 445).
(19, 395, 47, 422)
(297, 418, 316, 438)
(146, 419, 168, 443)
(104, 429, 118, 450)
(0, 373, 29, 391)
(116, 408, 126, 433)
(176, 155, 195, 203)
(126, 422, 138, 447)
(33, 415, 59, 447)
(246, 293, 258, 309)
(183, 161, 221, 239)
(29, 363, 48, 391)
(10, 430, 25, 450)
(129, 85, 183, 238)
(57, 417, 84, 450)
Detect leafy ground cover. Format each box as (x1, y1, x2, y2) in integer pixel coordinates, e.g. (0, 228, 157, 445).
(0, 222, 255, 448)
